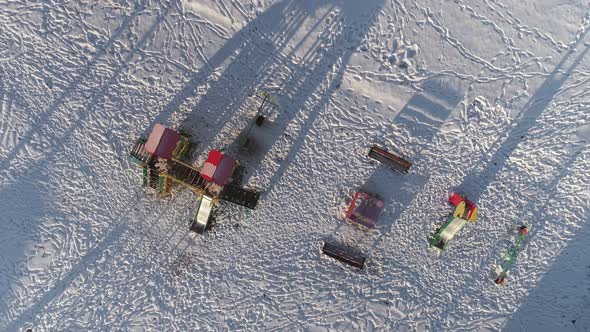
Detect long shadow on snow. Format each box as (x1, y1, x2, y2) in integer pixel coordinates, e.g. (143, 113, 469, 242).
(153, 0, 386, 194)
(0, 0, 173, 296)
(150, 0, 314, 142)
(0, 2, 181, 328)
(0, 2, 147, 172)
(0, 182, 48, 321)
(456, 42, 590, 202)
(23, 1, 366, 326)
(0, 194, 153, 330)
(444, 143, 588, 330)
(364, 77, 464, 252)
(227, 0, 385, 187)
(0, 192, 132, 329)
(260, 0, 386, 195)
(0, 1, 178, 190)
(501, 147, 590, 332)
(447, 40, 590, 310)
(16, 3, 337, 327)
(50, 194, 190, 331)
(447, 43, 590, 327)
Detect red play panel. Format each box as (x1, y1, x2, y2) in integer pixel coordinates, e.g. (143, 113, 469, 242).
(200, 149, 237, 186)
(144, 123, 181, 159)
(345, 191, 384, 229)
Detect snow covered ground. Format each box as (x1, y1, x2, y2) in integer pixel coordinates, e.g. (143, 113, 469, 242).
(0, 0, 589, 330)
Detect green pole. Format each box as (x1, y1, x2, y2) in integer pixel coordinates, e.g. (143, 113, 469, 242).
(142, 167, 148, 187)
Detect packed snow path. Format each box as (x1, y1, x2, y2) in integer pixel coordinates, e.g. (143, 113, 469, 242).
(0, 0, 589, 330)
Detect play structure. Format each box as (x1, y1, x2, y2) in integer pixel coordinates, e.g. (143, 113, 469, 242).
(322, 145, 411, 270)
(129, 123, 261, 233)
(494, 225, 529, 285)
(430, 192, 478, 251)
(345, 191, 385, 229)
(368, 145, 412, 173)
(322, 190, 385, 269)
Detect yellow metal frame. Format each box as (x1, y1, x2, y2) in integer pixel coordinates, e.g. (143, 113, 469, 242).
(172, 136, 190, 159)
(163, 174, 205, 195)
(170, 157, 197, 169)
(453, 201, 478, 223)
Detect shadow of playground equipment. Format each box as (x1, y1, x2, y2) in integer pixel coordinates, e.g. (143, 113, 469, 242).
(502, 162, 589, 331)
(0, 5, 178, 326)
(230, 0, 389, 185)
(152, 0, 317, 141)
(457, 41, 590, 202)
(367, 77, 465, 246)
(260, 0, 387, 194)
(154, 0, 387, 193)
(0, 2, 148, 173)
(0, 194, 152, 330)
(0, 1, 179, 192)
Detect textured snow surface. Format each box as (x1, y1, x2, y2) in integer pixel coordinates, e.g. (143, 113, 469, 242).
(0, 0, 589, 331)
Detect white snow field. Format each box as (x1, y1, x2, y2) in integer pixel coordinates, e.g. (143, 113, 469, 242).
(0, 0, 589, 330)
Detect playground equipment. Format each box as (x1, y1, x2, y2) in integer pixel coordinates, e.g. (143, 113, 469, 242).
(345, 191, 384, 229)
(321, 145, 412, 269)
(430, 192, 478, 251)
(321, 190, 384, 269)
(190, 195, 215, 234)
(237, 92, 280, 154)
(129, 123, 261, 233)
(494, 225, 529, 285)
(368, 145, 411, 173)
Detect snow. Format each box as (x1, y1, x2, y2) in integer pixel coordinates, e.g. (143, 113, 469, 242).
(0, 0, 589, 330)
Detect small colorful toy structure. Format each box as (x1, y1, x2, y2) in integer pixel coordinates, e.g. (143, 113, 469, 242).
(345, 191, 384, 229)
(430, 192, 478, 251)
(494, 225, 529, 285)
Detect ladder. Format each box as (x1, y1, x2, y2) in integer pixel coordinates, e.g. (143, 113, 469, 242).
(129, 140, 153, 165)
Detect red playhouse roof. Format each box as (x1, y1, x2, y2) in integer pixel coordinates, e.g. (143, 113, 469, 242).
(345, 191, 384, 229)
(449, 192, 464, 207)
(144, 123, 181, 159)
(200, 149, 237, 186)
(449, 192, 478, 221)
